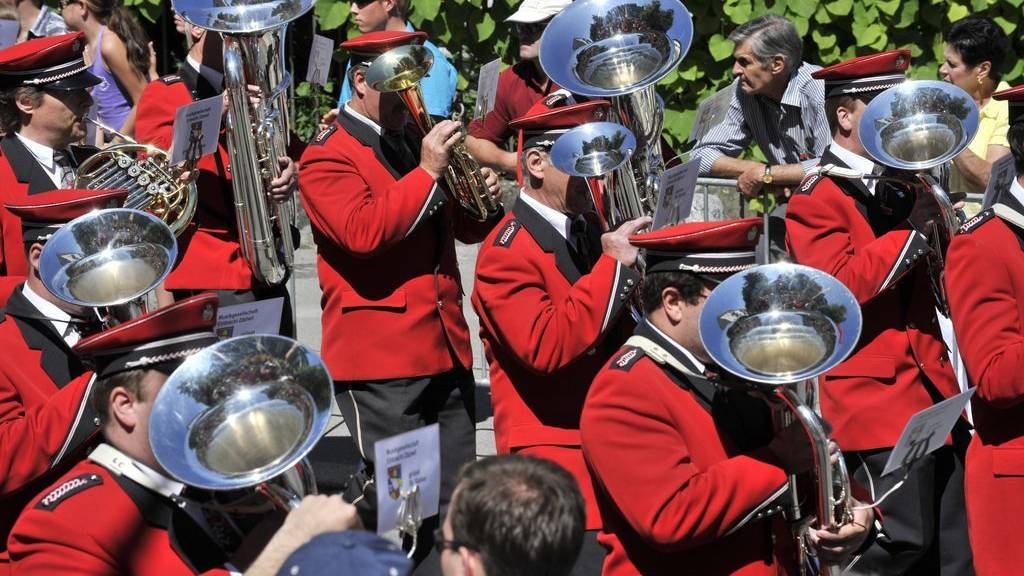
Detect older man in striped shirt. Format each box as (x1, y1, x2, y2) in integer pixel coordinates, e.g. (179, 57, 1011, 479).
(691, 14, 829, 200)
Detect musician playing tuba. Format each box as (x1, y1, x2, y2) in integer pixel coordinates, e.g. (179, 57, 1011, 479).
(785, 50, 973, 574)
(134, 25, 297, 336)
(580, 218, 874, 576)
(297, 30, 502, 570)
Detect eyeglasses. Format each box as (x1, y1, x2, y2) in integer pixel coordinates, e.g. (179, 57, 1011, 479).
(515, 20, 549, 39)
(59, 0, 82, 8)
(352, 0, 378, 7)
(433, 528, 476, 554)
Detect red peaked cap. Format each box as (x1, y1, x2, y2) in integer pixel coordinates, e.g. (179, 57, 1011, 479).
(340, 30, 428, 65)
(4, 188, 129, 243)
(994, 84, 1024, 125)
(509, 96, 611, 185)
(812, 48, 911, 98)
(0, 32, 102, 90)
(630, 217, 763, 275)
(73, 293, 221, 379)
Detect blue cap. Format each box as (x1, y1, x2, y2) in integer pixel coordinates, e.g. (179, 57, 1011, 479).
(275, 531, 413, 576)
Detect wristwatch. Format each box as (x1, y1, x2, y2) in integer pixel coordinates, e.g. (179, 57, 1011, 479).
(761, 164, 774, 185)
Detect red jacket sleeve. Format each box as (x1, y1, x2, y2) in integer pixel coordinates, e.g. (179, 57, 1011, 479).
(9, 507, 120, 575)
(473, 247, 638, 374)
(0, 372, 95, 495)
(946, 232, 1024, 408)
(786, 191, 930, 304)
(581, 363, 789, 550)
(134, 81, 175, 149)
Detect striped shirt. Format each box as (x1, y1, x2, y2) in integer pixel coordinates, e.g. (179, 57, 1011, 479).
(690, 61, 830, 176)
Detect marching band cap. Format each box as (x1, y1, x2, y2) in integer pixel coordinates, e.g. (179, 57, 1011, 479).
(630, 217, 763, 276)
(4, 188, 128, 244)
(812, 48, 911, 99)
(993, 84, 1024, 126)
(73, 293, 220, 379)
(509, 95, 609, 184)
(275, 531, 412, 576)
(0, 32, 102, 90)
(340, 30, 428, 68)
(505, 0, 573, 23)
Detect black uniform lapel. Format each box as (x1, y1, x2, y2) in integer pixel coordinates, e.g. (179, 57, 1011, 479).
(338, 107, 406, 179)
(0, 135, 58, 195)
(512, 196, 584, 283)
(820, 146, 909, 234)
(179, 63, 222, 101)
(995, 193, 1024, 250)
(2, 288, 82, 387)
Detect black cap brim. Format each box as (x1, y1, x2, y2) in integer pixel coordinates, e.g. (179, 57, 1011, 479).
(46, 69, 103, 91)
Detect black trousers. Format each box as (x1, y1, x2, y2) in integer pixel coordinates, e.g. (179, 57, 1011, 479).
(171, 282, 295, 338)
(845, 430, 974, 576)
(335, 369, 477, 576)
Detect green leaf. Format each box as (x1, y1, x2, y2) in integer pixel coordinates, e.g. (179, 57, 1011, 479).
(823, 0, 852, 16)
(787, 0, 817, 18)
(722, 0, 753, 23)
(296, 82, 311, 97)
(316, 0, 349, 31)
(415, 0, 442, 20)
(947, 3, 969, 21)
(992, 16, 1016, 35)
(895, 0, 919, 28)
(811, 29, 836, 49)
(813, 4, 832, 23)
(876, 0, 900, 15)
(475, 12, 496, 41)
(679, 63, 702, 81)
(708, 34, 734, 62)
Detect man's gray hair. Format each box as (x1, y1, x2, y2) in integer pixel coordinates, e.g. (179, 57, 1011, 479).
(728, 14, 803, 75)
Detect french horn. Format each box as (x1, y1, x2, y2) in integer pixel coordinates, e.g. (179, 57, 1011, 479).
(699, 263, 863, 576)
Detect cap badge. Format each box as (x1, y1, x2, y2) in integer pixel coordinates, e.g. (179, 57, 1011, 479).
(746, 226, 757, 241)
(895, 54, 906, 68)
(201, 303, 215, 322)
(72, 38, 82, 52)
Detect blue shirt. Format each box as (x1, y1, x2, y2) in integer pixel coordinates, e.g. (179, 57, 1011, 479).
(336, 22, 458, 117)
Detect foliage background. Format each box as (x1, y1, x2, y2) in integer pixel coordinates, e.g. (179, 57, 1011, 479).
(132, 0, 1024, 143)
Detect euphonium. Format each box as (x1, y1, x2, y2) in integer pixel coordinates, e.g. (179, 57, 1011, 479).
(39, 208, 178, 326)
(149, 334, 333, 510)
(699, 263, 863, 576)
(857, 80, 980, 316)
(76, 118, 197, 237)
(173, 0, 313, 286)
(364, 44, 499, 222)
(540, 0, 693, 227)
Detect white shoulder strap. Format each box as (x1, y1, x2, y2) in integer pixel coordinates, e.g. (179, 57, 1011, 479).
(624, 335, 702, 379)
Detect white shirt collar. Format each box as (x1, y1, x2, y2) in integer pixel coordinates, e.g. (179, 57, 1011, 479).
(89, 443, 185, 498)
(644, 319, 707, 375)
(15, 131, 55, 171)
(519, 188, 573, 240)
(21, 282, 76, 347)
(186, 55, 224, 92)
(344, 102, 383, 136)
(1009, 177, 1024, 208)
(829, 143, 878, 195)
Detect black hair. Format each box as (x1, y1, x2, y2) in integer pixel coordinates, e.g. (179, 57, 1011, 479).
(945, 16, 1009, 81)
(1008, 122, 1024, 176)
(0, 86, 43, 134)
(640, 270, 706, 313)
(91, 368, 147, 424)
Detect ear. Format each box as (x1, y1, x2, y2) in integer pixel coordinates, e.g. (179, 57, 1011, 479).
(525, 148, 547, 183)
(108, 385, 141, 432)
(351, 66, 368, 99)
(459, 547, 482, 576)
(770, 55, 787, 75)
(15, 90, 41, 117)
(27, 243, 43, 273)
(836, 103, 856, 135)
(660, 285, 684, 322)
(382, 0, 397, 12)
(975, 60, 992, 81)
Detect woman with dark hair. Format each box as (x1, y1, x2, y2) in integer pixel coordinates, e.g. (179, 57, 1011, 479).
(60, 0, 150, 138)
(941, 15, 1012, 193)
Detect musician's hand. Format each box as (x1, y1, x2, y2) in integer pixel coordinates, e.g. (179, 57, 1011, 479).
(767, 421, 813, 474)
(319, 108, 340, 133)
(807, 502, 874, 563)
(737, 163, 767, 197)
(480, 166, 502, 207)
(601, 216, 652, 268)
(279, 495, 362, 543)
(270, 156, 298, 202)
(419, 120, 462, 180)
(907, 185, 943, 237)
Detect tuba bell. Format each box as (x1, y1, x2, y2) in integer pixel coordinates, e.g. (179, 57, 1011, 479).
(76, 118, 198, 237)
(173, 0, 312, 286)
(699, 263, 863, 576)
(540, 0, 693, 227)
(39, 208, 178, 326)
(364, 44, 499, 222)
(858, 80, 980, 315)
(149, 334, 333, 510)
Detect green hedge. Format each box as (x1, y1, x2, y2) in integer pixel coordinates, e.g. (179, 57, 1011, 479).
(132, 0, 1024, 143)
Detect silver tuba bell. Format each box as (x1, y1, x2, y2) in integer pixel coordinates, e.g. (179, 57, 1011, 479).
(549, 121, 637, 179)
(699, 263, 863, 576)
(859, 80, 980, 314)
(40, 208, 178, 326)
(173, 0, 312, 286)
(540, 0, 693, 227)
(149, 334, 333, 510)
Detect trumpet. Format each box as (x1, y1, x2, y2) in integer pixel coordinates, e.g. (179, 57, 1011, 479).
(364, 44, 499, 222)
(699, 263, 863, 575)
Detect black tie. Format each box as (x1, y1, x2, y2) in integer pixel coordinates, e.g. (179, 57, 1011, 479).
(53, 149, 75, 188)
(570, 216, 595, 272)
(382, 131, 418, 175)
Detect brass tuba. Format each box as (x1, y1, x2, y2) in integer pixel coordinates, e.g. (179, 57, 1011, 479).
(699, 263, 863, 576)
(173, 0, 312, 286)
(364, 44, 499, 222)
(76, 118, 198, 237)
(857, 80, 979, 315)
(540, 0, 693, 227)
(149, 334, 333, 509)
(39, 208, 178, 326)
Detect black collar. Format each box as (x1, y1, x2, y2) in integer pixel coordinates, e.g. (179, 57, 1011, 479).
(337, 107, 422, 180)
(995, 192, 1024, 251)
(820, 146, 873, 204)
(1, 286, 83, 387)
(179, 62, 222, 102)
(511, 196, 601, 283)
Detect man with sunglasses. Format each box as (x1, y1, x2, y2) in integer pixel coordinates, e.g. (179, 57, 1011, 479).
(465, 0, 570, 175)
(0, 32, 101, 277)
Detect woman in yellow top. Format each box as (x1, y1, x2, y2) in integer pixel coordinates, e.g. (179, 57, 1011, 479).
(940, 16, 1011, 193)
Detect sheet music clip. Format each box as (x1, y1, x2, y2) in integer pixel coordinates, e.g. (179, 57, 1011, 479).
(396, 484, 422, 558)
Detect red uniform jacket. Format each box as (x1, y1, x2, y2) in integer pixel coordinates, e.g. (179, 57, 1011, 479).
(581, 321, 792, 576)
(0, 286, 100, 569)
(8, 446, 232, 575)
(134, 65, 254, 291)
(785, 147, 960, 451)
(471, 197, 639, 530)
(298, 108, 500, 380)
(945, 198, 1024, 575)
(0, 136, 95, 277)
